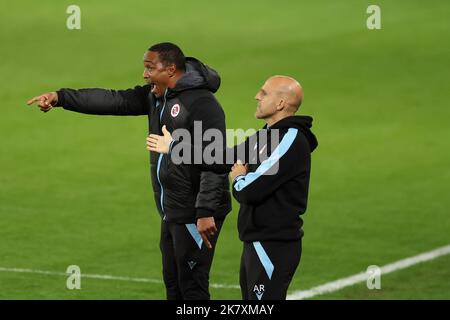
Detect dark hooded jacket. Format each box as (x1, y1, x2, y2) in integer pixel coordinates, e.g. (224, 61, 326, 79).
(55, 57, 231, 223)
(231, 116, 318, 242)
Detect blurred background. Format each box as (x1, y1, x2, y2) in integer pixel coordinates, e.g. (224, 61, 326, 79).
(0, 0, 449, 299)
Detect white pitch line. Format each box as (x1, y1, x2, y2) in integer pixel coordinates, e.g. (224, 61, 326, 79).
(4, 244, 449, 296)
(0, 267, 240, 289)
(287, 243, 450, 300)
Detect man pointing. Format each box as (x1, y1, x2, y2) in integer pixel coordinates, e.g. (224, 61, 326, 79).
(27, 42, 231, 300)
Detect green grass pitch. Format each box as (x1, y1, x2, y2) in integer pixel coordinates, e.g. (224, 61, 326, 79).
(1, 0, 449, 299)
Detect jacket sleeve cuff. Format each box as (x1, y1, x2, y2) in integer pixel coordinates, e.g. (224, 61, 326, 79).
(232, 174, 245, 184)
(168, 140, 177, 155)
(196, 208, 214, 219)
(56, 89, 65, 107)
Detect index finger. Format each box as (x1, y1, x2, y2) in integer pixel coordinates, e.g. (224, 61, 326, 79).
(200, 232, 212, 249)
(27, 96, 41, 105)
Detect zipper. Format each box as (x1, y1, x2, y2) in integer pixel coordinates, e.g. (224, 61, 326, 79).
(159, 89, 168, 121)
(156, 89, 168, 220)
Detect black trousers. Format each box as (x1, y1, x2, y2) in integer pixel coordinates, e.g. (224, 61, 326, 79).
(240, 239, 302, 300)
(160, 218, 224, 300)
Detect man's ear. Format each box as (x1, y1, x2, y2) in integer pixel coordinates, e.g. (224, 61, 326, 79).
(167, 64, 177, 77)
(276, 99, 285, 111)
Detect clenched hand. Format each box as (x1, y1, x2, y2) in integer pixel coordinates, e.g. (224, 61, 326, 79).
(230, 160, 248, 180)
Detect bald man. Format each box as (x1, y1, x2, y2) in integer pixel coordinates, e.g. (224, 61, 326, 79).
(148, 75, 318, 300)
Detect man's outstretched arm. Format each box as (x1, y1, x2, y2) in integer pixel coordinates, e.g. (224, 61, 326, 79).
(27, 85, 151, 116)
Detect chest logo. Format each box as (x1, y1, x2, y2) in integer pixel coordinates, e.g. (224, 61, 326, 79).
(171, 104, 180, 117)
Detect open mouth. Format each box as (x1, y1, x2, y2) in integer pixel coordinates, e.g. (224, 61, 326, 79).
(150, 82, 159, 95)
(146, 79, 163, 97)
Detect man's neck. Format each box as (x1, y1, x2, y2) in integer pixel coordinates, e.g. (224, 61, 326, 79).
(167, 72, 185, 89)
(265, 113, 292, 127)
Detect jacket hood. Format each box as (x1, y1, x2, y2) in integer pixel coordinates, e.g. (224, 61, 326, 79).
(168, 57, 221, 97)
(268, 115, 318, 152)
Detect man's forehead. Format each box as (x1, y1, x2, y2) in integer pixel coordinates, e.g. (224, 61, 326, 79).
(143, 51, 159, 63)
(262, 79, 275, 90)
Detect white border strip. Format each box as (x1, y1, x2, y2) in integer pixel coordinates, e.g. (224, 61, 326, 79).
(0, 267, 240, 289)
(287, 244, 450, 300)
